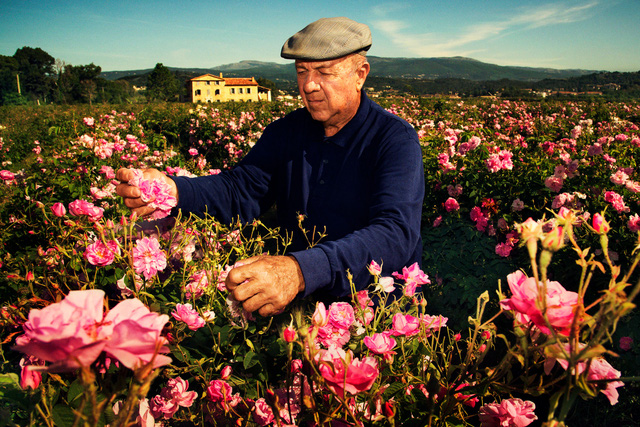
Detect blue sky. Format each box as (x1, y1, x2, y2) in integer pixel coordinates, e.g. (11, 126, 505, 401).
(1, 0, 638, 72)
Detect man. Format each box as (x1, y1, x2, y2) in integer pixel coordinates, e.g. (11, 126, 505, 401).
(116, 17, 424, 316)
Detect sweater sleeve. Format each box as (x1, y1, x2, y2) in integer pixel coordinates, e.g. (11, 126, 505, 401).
(170, 123, 282, 223)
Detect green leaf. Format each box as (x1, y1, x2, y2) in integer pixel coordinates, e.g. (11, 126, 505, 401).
(243, 350, 259, 369)
(52, 404, 77, 427)
(67, 379, 84, 405)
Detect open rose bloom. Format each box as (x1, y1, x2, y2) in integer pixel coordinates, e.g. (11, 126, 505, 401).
(500, 271, 579, 336)
(13, 289, 171, 372)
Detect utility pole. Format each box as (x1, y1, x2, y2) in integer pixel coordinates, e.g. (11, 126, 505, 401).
(16, 74, 21, 95)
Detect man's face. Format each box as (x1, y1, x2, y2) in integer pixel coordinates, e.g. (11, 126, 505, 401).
(295, 55, 369, 136)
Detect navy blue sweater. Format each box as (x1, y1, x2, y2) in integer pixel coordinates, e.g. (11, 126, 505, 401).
(172, 92, 424, 299)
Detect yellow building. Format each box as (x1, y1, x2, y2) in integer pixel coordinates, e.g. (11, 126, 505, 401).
(189, 73, 271, 103)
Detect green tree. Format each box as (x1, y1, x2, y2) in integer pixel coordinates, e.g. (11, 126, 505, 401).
(13, 46, 55, 102)
(0, 54, 20, 105)
(146, 63, 179, 101)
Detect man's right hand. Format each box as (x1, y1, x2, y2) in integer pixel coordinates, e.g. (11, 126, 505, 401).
(115, 168, 178, 218)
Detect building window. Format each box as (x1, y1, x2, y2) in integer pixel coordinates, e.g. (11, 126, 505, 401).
(239, 88, 243, 94)
(247, 88, 251, 94)
(215, 89, 220, 95)
(230, 88, 235, 94)
(195, 89, 201, 95)
(206, 81, 211, 85)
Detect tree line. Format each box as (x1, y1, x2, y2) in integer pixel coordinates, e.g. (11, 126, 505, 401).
(0, 47, 190, 106)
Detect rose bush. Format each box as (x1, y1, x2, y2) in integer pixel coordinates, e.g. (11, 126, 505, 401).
(0, 99, 639, 426)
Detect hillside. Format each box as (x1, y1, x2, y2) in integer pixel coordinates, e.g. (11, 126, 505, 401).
(99, 56, 599, 83)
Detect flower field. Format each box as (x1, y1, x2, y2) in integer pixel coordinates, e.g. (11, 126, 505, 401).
(1, 97, 639, 426)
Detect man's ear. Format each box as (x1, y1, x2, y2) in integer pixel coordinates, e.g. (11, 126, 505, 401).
(355, 61, 370, 91)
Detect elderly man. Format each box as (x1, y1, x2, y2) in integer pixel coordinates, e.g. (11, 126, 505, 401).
(116, 17, 424, 316)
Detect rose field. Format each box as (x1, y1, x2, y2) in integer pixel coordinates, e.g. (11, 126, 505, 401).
(0, 97, 639, 426)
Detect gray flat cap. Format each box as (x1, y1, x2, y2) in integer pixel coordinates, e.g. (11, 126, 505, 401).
(281, 17, 372, 60)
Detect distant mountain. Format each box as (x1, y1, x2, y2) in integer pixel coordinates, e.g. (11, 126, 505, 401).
(99, 56, 599, 83)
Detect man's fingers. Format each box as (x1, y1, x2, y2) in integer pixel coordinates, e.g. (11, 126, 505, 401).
(115, 168, 133, 183)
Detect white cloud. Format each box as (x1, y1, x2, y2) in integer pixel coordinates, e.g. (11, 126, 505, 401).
(372, 1, 599, 57)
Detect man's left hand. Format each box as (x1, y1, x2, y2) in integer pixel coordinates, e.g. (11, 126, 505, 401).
(225, 255, 305, 316)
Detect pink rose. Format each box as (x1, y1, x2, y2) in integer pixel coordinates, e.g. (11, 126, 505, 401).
(393, 262, 430, 296)
(283, 325, 297, 343)
(84, 239, 120, 266)
(363, 332, 397, 355)
(367, 260, 382, 276)
(220, 365, 233, 380)
(545, 343, 624, 405)
(149, 395, 178, 420)
(500, 271, 579, 336)
(619, 336, 633, 351)
(50, 202, 66, 217)
(103, 298, 172, 370)
(0, 170, 15, 181)
(207, 379, 233, 403)
(390, 313, 421, 337)
(252, 398, 275, 426)
(316, 347, 379, 396)
(479, 398, 537, 427)
(19, 355, 45, 389)
(132, 237, 167, 280)
(172, 303, 205, 331)
(327, 302, 355, 330)
(592, 212, 610, 234)
(68, 199, 104, 221)
(13, 290, 110, 371)
(444, 197, 460, 212)
(159, 377, 197, 412)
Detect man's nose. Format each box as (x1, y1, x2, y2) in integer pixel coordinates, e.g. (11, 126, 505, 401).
(302, 75, 320, 92)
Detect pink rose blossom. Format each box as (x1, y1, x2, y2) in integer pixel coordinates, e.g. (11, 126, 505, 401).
(311, 302, 329, 327)
(127, 169, 177, 219)
(364, 332, 397, 355)
(132, 237, 167, 280)
(172, 303, 205, 331)
(377, 276, 396, 293)
(162, 377, 197, 408)
(68, 199, 104, 221)
(327, 302, 355, 330)
(392, 262, 430, 296)
(390, 313, 421, 337)
(626, 214, 640, 232)
(50, 202, 66, 217)
(13, 289, 109, 371)
(252, 398, 275, 426)
(103, 298, 172, 370)
(207, 379, 233, 404)
(511, 198, 524, 212)
(367, 260, 382, 276)
(495, 242, 513, 257)
(444, 197, 460, 212)
(316, 347, 379, 396)
(479, 398, 537, 427)
(19, 355, 45, 389)
(619, 336, 633, 351)
(500, 271, 579, 336)
(84, 239, 120, 266)
(604, 190, 629, 213)
(545, 343, 624, 405)
(0, 170, 16, 181)
(592, 212, 610, 234)
(544, 175, 564, 192)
